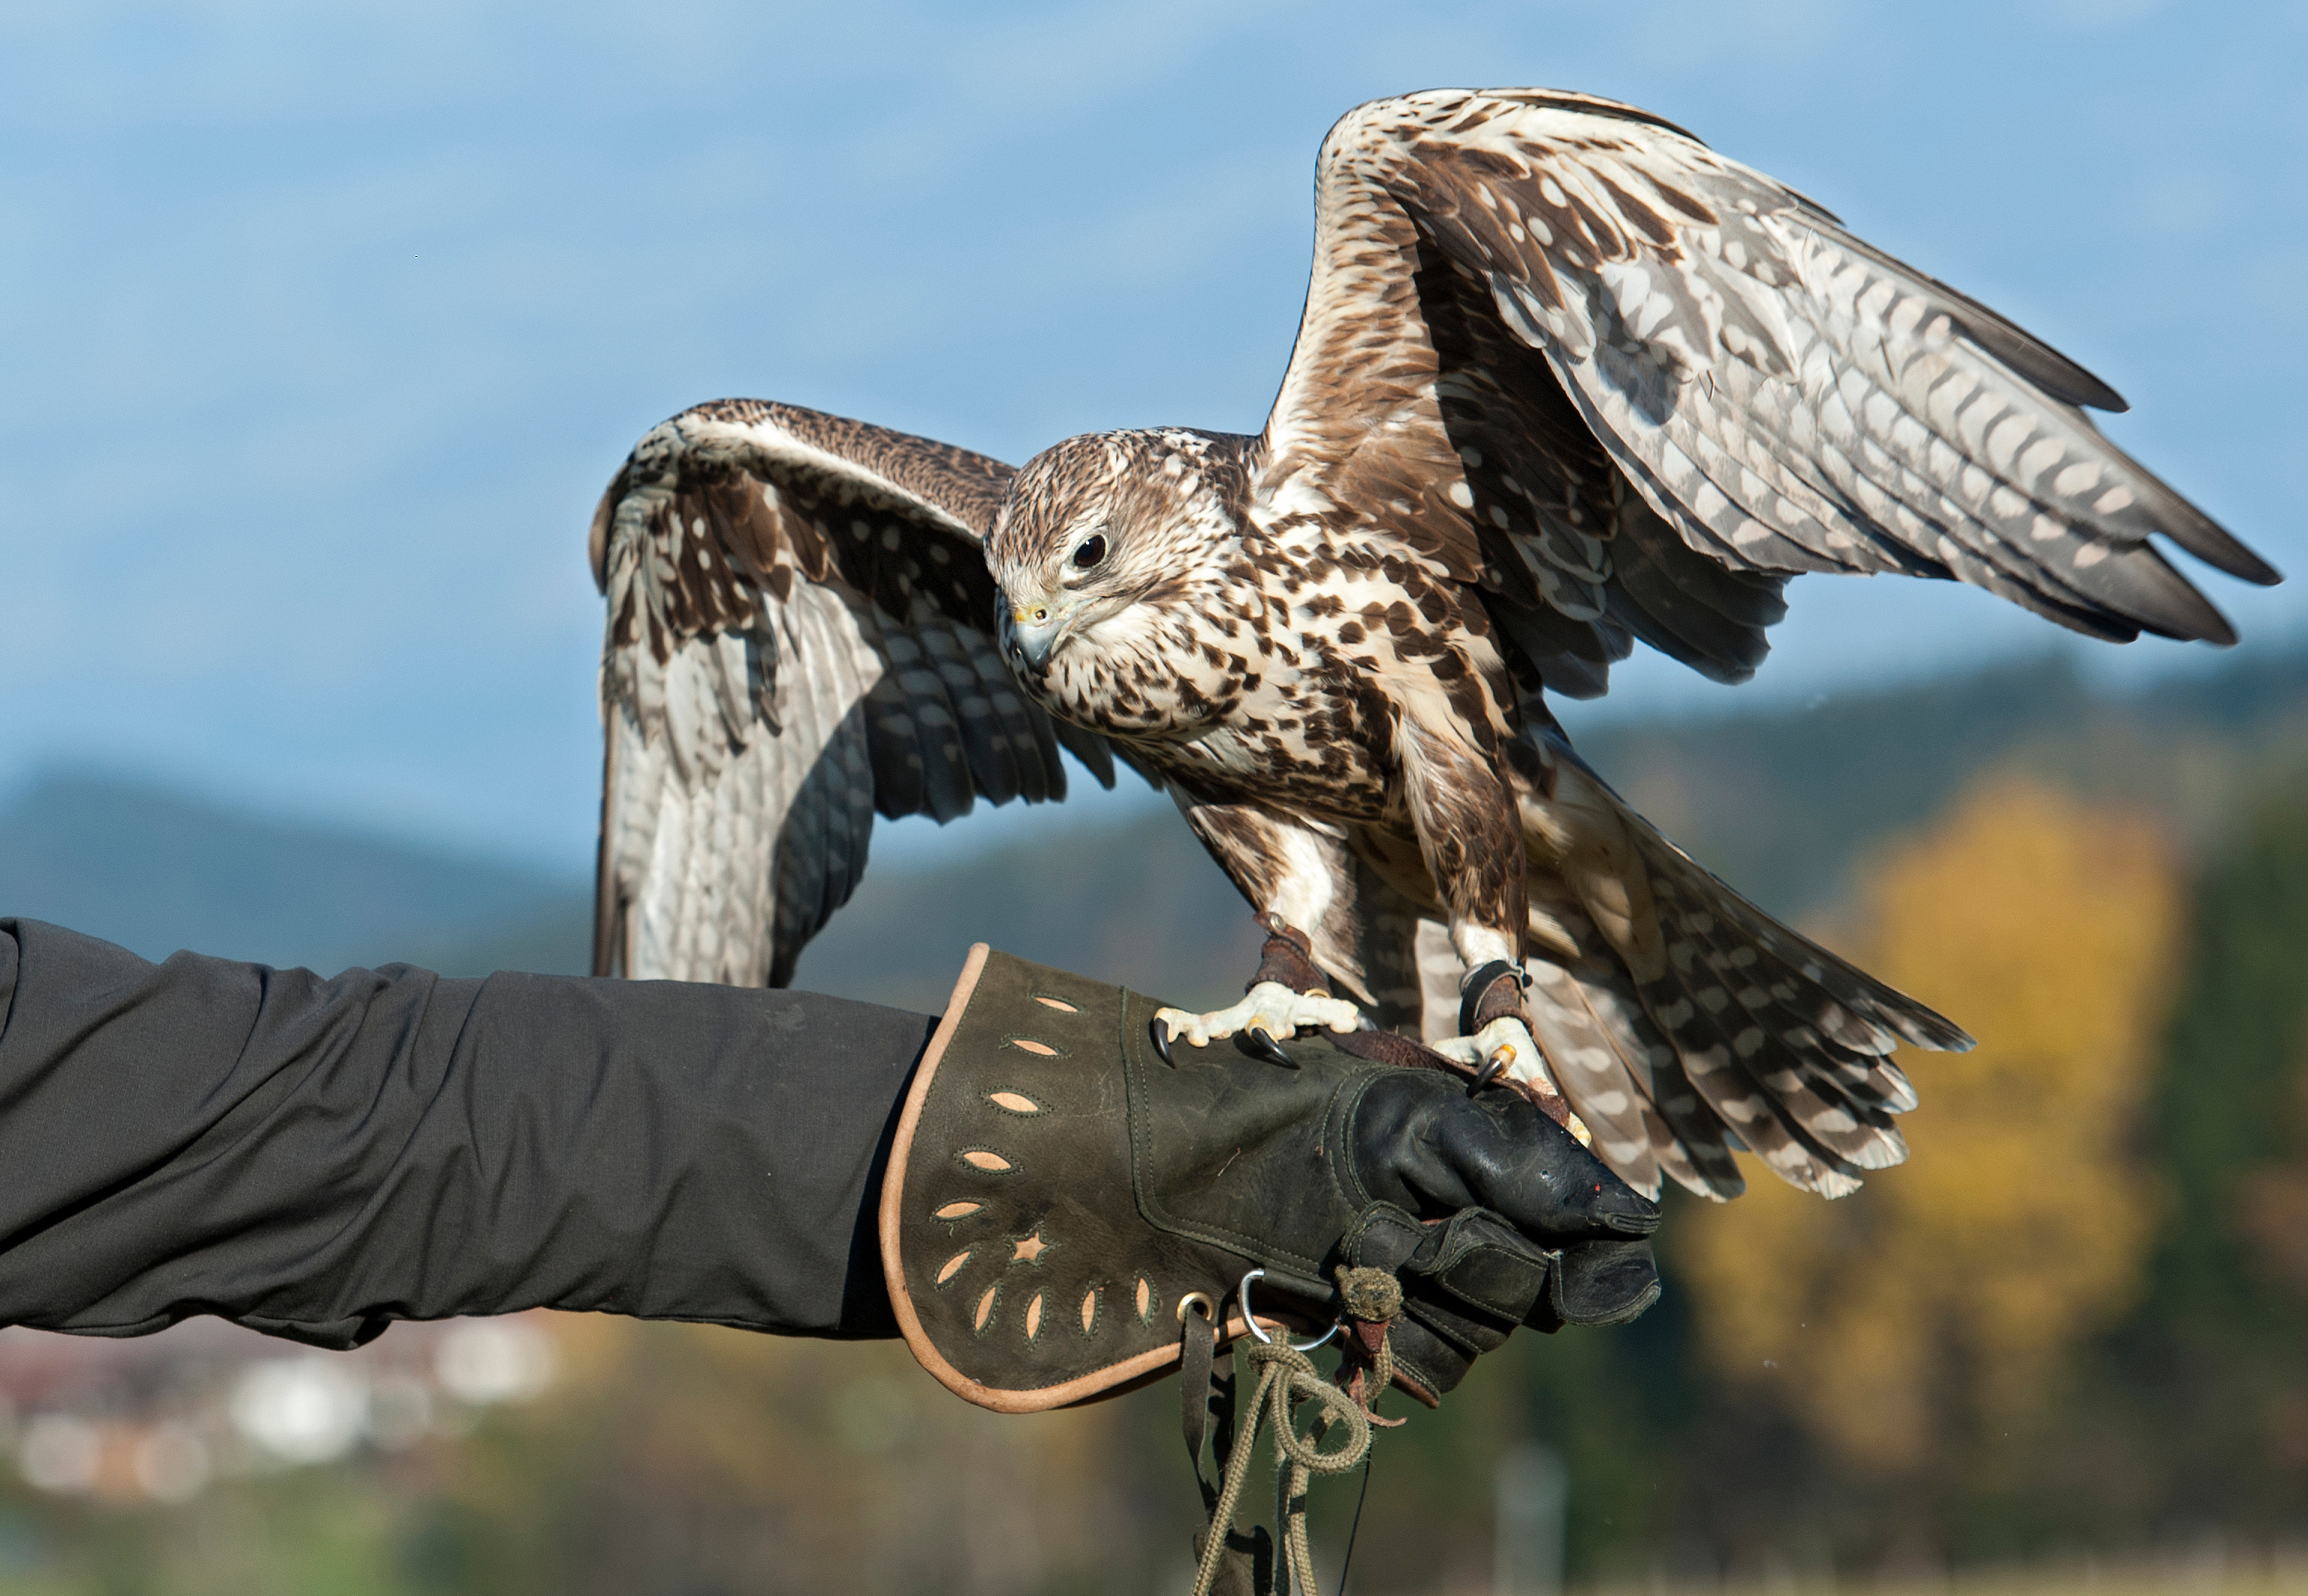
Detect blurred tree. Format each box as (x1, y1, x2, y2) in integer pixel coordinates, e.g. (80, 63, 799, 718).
(2237, 1061, 2308, 1295)
(2233, 1053, 2308, 1476)
(2095, 786, 2308, 1529)
(1675, 779, 2183, 1497)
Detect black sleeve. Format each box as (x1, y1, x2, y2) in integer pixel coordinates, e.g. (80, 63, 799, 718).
(0, 918, 938, 1350)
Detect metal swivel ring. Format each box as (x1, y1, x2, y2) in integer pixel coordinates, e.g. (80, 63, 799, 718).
(1237, 1267, 1342, 1353)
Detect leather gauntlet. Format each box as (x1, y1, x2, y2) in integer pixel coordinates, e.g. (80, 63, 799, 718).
(880, 946, 1661, 1411)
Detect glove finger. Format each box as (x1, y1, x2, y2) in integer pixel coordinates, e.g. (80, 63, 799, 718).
(1342, 1205, 1536, 1399)
(1353, 1072, 1660, 1242)
(1466, 1096, 1661, 1237)
(1347, 1204, 1553, 1321)
(1526, 1237, 1663, 1332)
(1344, 1203, 1663, 1402)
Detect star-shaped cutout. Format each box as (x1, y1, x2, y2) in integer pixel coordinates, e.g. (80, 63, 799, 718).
(1012, 1231, 1049, 1265)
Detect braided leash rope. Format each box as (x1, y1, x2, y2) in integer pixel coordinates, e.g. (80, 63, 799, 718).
(1189, 1339, 1371, 1596)
(1187, 1267, 1404, 1596)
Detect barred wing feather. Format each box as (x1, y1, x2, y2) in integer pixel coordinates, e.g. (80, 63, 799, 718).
(1351, 89, 2274, 649)
(591, 399, 1117, 986)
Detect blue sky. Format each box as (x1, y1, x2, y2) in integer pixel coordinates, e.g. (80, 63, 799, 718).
(2, 0, 2300, 876)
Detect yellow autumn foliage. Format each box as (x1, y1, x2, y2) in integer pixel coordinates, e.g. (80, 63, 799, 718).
(1676, 776, 2182, 1474)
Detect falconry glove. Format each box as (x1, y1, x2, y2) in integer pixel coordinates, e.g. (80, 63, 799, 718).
(879, 946, 1662, 1411)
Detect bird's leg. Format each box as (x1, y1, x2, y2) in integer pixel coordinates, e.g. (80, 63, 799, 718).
(1430, 929, 1591, 1146)
(1150, 914, 1364, 1065)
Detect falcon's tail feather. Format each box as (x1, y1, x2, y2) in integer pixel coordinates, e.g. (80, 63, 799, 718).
(1615, 812, 1967, 1198)
(1518, 930, 1746, 1202)
(1508, 772, 1969, 1201)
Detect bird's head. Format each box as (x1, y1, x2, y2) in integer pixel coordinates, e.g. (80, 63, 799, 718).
(986, 429, 1244, 717)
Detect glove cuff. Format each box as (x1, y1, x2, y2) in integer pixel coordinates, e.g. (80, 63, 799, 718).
(878, 945, 1275, 1413)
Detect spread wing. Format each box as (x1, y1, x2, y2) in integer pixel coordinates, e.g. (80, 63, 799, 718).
(1257, 87, 2279, 700)
(1250, 88, 2276, 1201)
(592, 399, 1119, 985)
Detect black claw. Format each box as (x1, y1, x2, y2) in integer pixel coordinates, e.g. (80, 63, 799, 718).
(1468, 1055, 1508, 1097)
(1245, 1026, 1298, 1069)
(1149, 1017, 1174, 1066)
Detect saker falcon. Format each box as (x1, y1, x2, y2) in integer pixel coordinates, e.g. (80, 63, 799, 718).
(588, 88, 2277, 1202)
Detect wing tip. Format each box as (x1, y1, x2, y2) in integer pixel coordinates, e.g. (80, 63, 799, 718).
(2176, 527, 2283, 592)
(1869, 988, 1973, 1053)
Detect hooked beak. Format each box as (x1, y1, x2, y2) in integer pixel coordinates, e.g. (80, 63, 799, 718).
(1007, 598, 1064, 677)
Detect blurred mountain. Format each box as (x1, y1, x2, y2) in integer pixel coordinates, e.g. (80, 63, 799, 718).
(5, 647, 2305, 1008)
(0, 769, 590, 978)
(791, 805, 1263, 1014)
(1574, 647, 2308, 924)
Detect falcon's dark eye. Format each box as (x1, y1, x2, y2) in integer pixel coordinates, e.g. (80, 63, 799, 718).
(1071, 534, 1109, 570)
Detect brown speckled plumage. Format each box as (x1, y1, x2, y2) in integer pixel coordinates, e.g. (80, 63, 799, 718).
(591, 89, 2275, 1202)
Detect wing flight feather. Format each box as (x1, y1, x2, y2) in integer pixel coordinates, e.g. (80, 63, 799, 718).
(1257, 87, 2276, 699)
(592, 399, 1116, 986)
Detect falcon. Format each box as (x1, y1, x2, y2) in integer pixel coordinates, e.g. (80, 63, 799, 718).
(589, 88, 2276, 1202)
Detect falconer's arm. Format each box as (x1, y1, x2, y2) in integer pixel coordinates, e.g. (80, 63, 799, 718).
(0, 917, 1656, 1407)
(0, 918, 929, 1347)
